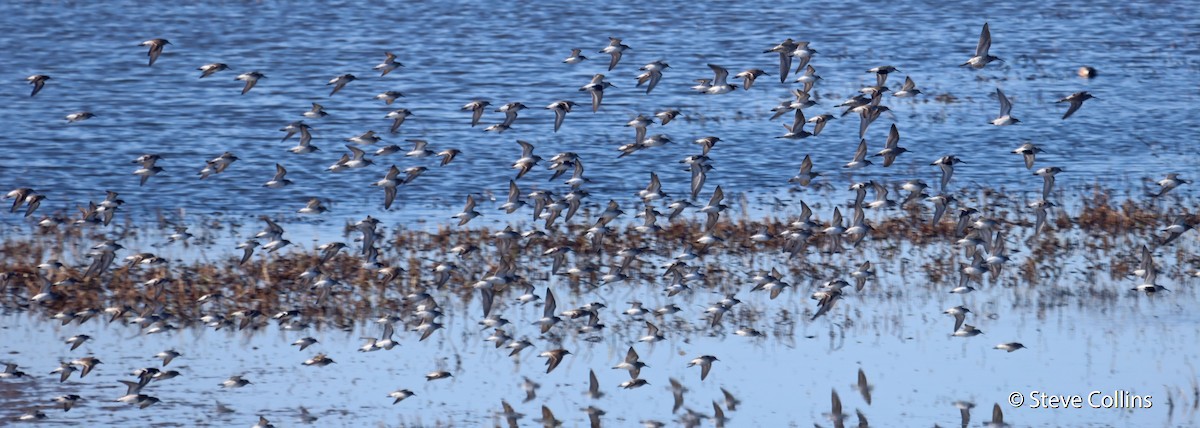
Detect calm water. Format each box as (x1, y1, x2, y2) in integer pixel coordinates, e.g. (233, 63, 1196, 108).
(1, 0, 1199, 427)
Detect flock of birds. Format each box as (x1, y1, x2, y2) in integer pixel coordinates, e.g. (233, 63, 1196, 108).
(1, 20, 1195, 428)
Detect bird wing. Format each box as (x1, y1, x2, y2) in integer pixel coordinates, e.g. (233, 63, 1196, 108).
(590, 88, 602, 113)
(607, 50, 622, 71)
(886, 124, 900, 149)
(381, 184, 404, 209)
(553, 107, 566, 132)
(625, 347, 639, 364)
(790, 108, 807, 134)
(543, 288, 556, 317)
(1062, 99, 1084, 120)
(708, 185, 724, 206)
(517, 140, 535, 158)
(977, 23, 992, 56)
(996, 88, 1012, 116)
(708, 64, 729, 84)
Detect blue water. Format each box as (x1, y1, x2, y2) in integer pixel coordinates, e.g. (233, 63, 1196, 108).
(1, 0, 1197, 220)
(0, 0, 1198, 427)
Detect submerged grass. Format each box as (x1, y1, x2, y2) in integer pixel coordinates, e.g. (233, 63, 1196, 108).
(0, 186, 1193, 334)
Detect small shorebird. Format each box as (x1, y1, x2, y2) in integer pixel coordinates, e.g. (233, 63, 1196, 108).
(292, 337, 317, 351)
(53, 394, 81, 412)
(66, 112, 95, 123)
(220, 375, 251, 388)
(1011, 142, 1043, 169)
(462, 100, 490, 127)
(994, 342, 1026, 352)
(734, 68, 768, 90)
(687, 355, 718, 380)
(155, 350, 181, 366)
(0, 362, 27, 379)
(962, 23, 1001, 69)
(452, 195, 480, 226)
(376, 91, 404, 104)
(612, 347, 647, 379)
(701, 64, 736, 94)
(327, 74, 356, 96)
(66, 333, 91, 350)
(599, 37, 630, 71)
(264, 164, 293, 188)
(931, 155, 964, 191)
(892, 76, 921, 97)
(874, 124, 907, 167)
(789, 155, 820, 186)
(1034, 166, 1064, 199)
(374, 52, 403, 76)
(955, 401, 976, 427)
(1151, 173, 1189, 197)
(197, 63, 231, 79)
(1057, 91, 1095, 119)
(26, 74, 50, 96)
(854, 369, 873, 405)
(636, 60, 668, 94)
(563, 48, 587, 64)
(579, 74, 614, 112)
(140, 38, 170, 66)
(546, 100, 576, 132)
(388, 389, 415, 404)
(944, 306, 971, 332)
(302, 353, 335, 367)
(990, 88, 1019, 126)
(425, 371, 452, 381)
(953, 324, 984, 337)
(70, 357, 102, 377)
(540, 348, 571, 374)
(303, 102, 328, 118)
(235, 71, 265, 94)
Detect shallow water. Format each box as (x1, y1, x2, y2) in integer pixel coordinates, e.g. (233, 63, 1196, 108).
(2, 251, 1199, 427)
(0, 0, 1199, 427)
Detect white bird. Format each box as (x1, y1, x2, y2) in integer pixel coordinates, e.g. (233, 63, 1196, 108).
(374, 52, 404, 76)
(264, 164, 293, 188)
(327, 74, 357, 96)
(598, 37, 630, 71)
(687, 355, 719, 381)
(843, 139, 873, 169)
(579, 74, 614, 112)
(1011, 143, 1043, 169)
(702, 64, 736, 94)
(197, 63, 229, 79)
(546, 100, 577, 132)
(962, 22, 1002, 69)
(990, 88, 1020, 126)
(453, 195, 480, 226)
(235, 71, 265, 94)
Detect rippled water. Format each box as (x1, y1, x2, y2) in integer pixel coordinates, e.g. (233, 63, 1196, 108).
(1, 0, 1199, 427)
(1, 0, 1198, 221)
